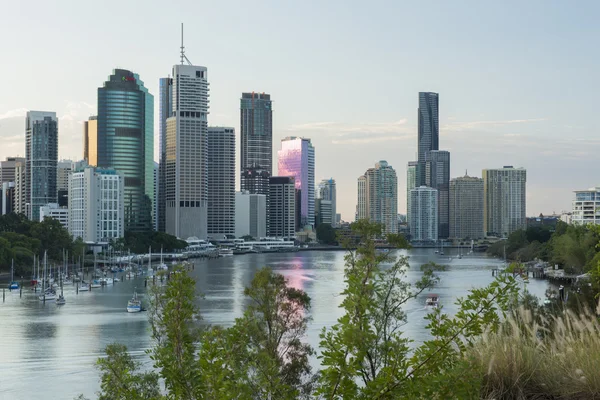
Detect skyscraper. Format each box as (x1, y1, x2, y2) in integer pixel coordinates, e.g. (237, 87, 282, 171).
(277, 137, 315, 229)
(410, 186, 438, 242)
(13, 160, 26, 215)
(157, 77, 172, 233)
(449, 175, 484, 239)
(425, 150, 450, 238)
(417, 92, 439, 187)
(482, 166, 527, 237)
(315, 199, 333, 226)
(26, 111, 58, 221)
(406, 161, 418, 228)
(97, 69, 154, 232)
(83, 116, 97, 166)
(235, 191, 267, 239)
(268, 177, 296, 240)
(317, 178, 337, 227)
(240, 92, 272, 194)
(207, 127, 235, 238)
(153, 161, 159, 231)
(0, 157, 26, 184)
(57, 160, 72, 207)
(361, 161, 398, 234)
(165, 63, 209, 239)
(356, 175, 367, 221)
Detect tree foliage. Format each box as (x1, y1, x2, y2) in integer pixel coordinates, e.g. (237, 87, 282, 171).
(316, 223, 337, 245)
(113, 231, 188, 254)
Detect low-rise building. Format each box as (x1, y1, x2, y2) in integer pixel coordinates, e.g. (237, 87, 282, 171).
(39, 203, 69, 229)
(571, 187, 600, 225)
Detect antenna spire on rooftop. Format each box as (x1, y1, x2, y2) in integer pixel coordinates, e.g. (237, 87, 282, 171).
(180, 23, 192, 66)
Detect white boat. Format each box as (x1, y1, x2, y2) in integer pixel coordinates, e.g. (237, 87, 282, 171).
(113, 277, 120, 282)
(90, 279, 102, 288)
(425, 293, 440, 308)
(127, 291, 142, 313)
(101, 277, 114, 285)
(79, 283, 89, 292)
(39, 289, 57, 301)
(219, 248, 234, 257)
(9, 260, 19, 291)
(56, 294, 66, 305)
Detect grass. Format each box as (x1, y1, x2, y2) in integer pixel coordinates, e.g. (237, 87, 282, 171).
(466, 302, 600, 400)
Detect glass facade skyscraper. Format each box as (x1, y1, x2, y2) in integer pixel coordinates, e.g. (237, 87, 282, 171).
(425, 150, 450, 238)
(277, 137, 315, 228)
(417, 92, 439, 187)
(317, 178, 337, 227)
(97, 69, 154, 232)
(240, 92, 272, 195)
(157, 77, 172, 232)
(26, 111, 58, 221)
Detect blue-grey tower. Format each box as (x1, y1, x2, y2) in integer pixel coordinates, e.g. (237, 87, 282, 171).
(417, 92, 439, 187)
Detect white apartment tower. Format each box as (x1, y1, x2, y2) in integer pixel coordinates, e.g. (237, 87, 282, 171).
(362, 161, 398, 234)
(356, 175, 367, 221)
(482, 166, 526, 237)
(165, 63, 210, 239)
(449, 175, 484, 239)
(410, 186, 438, 242)
(69, 166, 124, 242)
(235, 191, 267, 239)
(571, 187, 600, 225)
(207, 127, 235, 238)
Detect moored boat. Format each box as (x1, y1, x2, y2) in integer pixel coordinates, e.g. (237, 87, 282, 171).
(425, 293, 440, 308)
(127, 291, 142, 313)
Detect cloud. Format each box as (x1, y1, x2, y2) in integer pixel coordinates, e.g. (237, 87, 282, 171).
(0, 108, 27, 120)
(443, 118, 546, 132)
(286, 119, 412, 145)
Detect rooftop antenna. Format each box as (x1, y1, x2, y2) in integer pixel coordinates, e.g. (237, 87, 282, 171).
(180, 23, 192, 66)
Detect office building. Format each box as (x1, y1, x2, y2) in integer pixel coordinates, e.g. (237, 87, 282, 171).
(164, 63, 209, 240)
(410, 186, 438, 242)
(207, 127, 235, 238)
(571, 187, 600, 225)
(268, 177, 296, 240)
(278, 137, 315, 228)
(356, 175, 367, 221)
(315, 198, 333, 226)
(1, 182, 15, 215)
(417, 92, 439, 186)
(425, 150, 450, 238)
(83, 116, 98, 166)
(57, 160, 72, 207)
(39, 203, 69, 229)
(317, 178, 337, 227)
(26, 111, 58, 221)
(449, 175, 484, 239)
(157, 77, 172, 232)
(362, 161, 398, 235)
(482, 166, 527, 237)
(97, 69, 153, 232)
(235, 191, 266, 239)
(240, 92, 273, 195)
(153, 161, 159, 231)
(406, 161, 418, 228)
(1, 157, 26, 183)
(69, 166, 124, 243)
(13, 160, 26, 215)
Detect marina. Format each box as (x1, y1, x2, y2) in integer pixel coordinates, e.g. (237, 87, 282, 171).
(0, 249, 550, 400)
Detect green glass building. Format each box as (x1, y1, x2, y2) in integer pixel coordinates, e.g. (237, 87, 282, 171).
(97, 69, 154, 232)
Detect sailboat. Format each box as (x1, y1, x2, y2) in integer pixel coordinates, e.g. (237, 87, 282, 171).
(158, 247, 168, 270)
(9, 259, 19, 290)
(56, 274, 66, 305)
(458, 246, 463, 259)
(39, 252, 57, 301)
(127, 289, 142, 313)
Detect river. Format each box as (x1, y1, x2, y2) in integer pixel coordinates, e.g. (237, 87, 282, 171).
(0, 249, 548, 400)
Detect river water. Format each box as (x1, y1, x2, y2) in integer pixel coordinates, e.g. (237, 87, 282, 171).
(0, 249, 548, 400)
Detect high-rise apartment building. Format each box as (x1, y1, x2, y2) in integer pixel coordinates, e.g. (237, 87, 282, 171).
(240, 92, 272, 195)
(278, 137, 315, 229)
(69, 166, 124, 242)
(164, 64, 209, 239)
(207, 127, 235, 238)
(235, 191, 267, 239)
(572, 187, 600, 225)
(356, 175, 367, 221)
(482, 166, 527, 237)
(317, 178, 337, 227)
(1, 182, 15, 215)
(83, 116, 98, 166)
(417, 92, 439, 186)
(449, 175, 484, 239)
(268, 177, 296, 240)
(406, 161, 418, 228)
(425, 150, 450, 238)
(97, 69, 153, 232)
(153, 161, 159, 231)
(361, 161, 398, 235)
(315, 199, 333, 226)
(409, 186, 438, 242)
(157, 77, 172, 232)
(13, 160, 26, 215)
(26, 111, 58, 221)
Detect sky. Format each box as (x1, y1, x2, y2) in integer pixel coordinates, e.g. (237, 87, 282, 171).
(1, 0, 599, 222)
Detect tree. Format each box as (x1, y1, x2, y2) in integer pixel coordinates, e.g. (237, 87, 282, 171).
(316, 223, 337, 245)
(96, 343, 161, 400)
(199, 267, 315, 399)
(30, 217, 73, 261)
(241, 235, 255, 242)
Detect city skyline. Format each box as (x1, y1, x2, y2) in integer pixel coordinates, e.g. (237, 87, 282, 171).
(1, 1, 598, 221)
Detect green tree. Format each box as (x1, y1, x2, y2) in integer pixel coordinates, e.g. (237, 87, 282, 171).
(96, 343, 161, 400)
(30, 217, 73, 261)
(240, 234, 255, 241)
(316, 223, 337, 245)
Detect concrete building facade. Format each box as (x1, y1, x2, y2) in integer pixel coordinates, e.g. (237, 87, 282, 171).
(409, 186, 438, 242)
(449, 175, 484, 239)
(483, 167, 527, 237)
(235, 191, 266, 239)
(207, 127, 235, 238)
